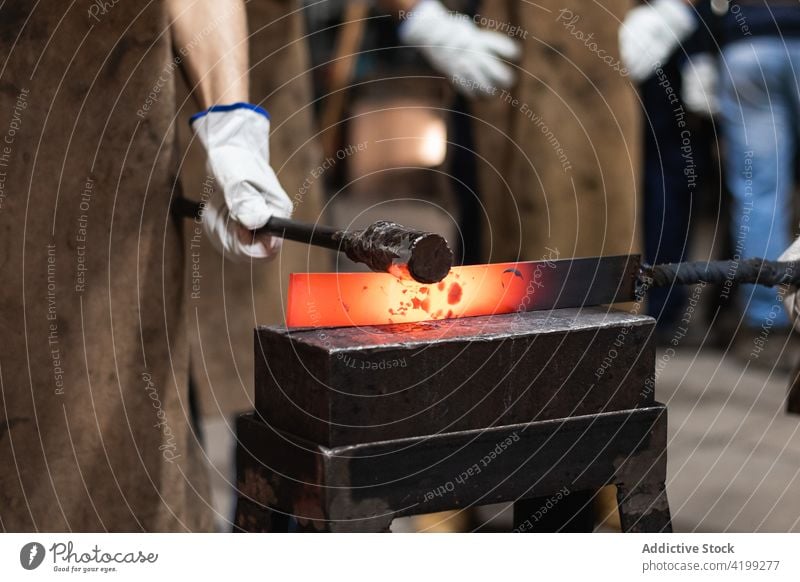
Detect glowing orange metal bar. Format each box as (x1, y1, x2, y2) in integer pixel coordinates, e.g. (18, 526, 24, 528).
(286, 261, 552, 328)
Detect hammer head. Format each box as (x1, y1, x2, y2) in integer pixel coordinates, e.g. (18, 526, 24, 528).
(340, 220, 454, 284)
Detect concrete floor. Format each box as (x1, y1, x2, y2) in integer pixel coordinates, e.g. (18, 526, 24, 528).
(657, 347, 800, 532)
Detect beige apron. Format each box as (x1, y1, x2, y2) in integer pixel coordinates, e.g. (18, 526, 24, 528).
(0, 2, 212, 531)
(472, 0, 640, 262)
(181, 0, 328, 419)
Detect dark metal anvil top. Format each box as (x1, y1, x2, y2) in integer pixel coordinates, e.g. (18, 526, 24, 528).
(255, 307, 656, 446)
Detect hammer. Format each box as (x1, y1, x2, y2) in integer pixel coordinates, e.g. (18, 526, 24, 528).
(173, 197, 454, 284)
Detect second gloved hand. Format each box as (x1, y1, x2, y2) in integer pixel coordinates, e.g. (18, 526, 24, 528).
(191, 103, 293, 261)
(398, 0, 520, 97)
(620, 0, 696, 82)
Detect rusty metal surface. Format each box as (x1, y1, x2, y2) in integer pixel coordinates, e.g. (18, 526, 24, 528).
(336, 220, 454, 284)
(235, 404, 670, 532)
(255, 307, 656, 446)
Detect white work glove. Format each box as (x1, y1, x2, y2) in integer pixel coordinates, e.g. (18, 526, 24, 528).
(779, 237, 800, 332)
(681, 53, 720, 116)
(620, 0, 697, 82)
(199, 185, 283, 261)
(398, 0, 520, 97)
(191, 104, 293, 261)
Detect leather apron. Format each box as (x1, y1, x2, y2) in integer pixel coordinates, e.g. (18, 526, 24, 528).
(0, 1, 212, 531)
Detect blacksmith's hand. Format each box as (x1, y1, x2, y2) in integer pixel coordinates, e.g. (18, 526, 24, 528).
(191, 104, 293, 261)
(681, 53, 720, 116)
(619, 0, 696, 82)
(398, 0, 520, 98)
(780, 238, 800, 332)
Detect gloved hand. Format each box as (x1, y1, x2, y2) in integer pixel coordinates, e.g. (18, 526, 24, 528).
(779, 237, 800, 332)
(681, 53, 720, 116)
(398, 0, 520, 97)
(191, 103, 293, 261)
(199, 184, 283, 261)
(619, 0, 696, 82)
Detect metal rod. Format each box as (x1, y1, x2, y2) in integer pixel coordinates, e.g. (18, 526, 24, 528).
(642, 258, 800, 288)
(258, 215, 342, 251)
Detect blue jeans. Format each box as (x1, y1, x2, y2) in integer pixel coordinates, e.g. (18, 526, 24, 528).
(719, 37, 798, 327)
